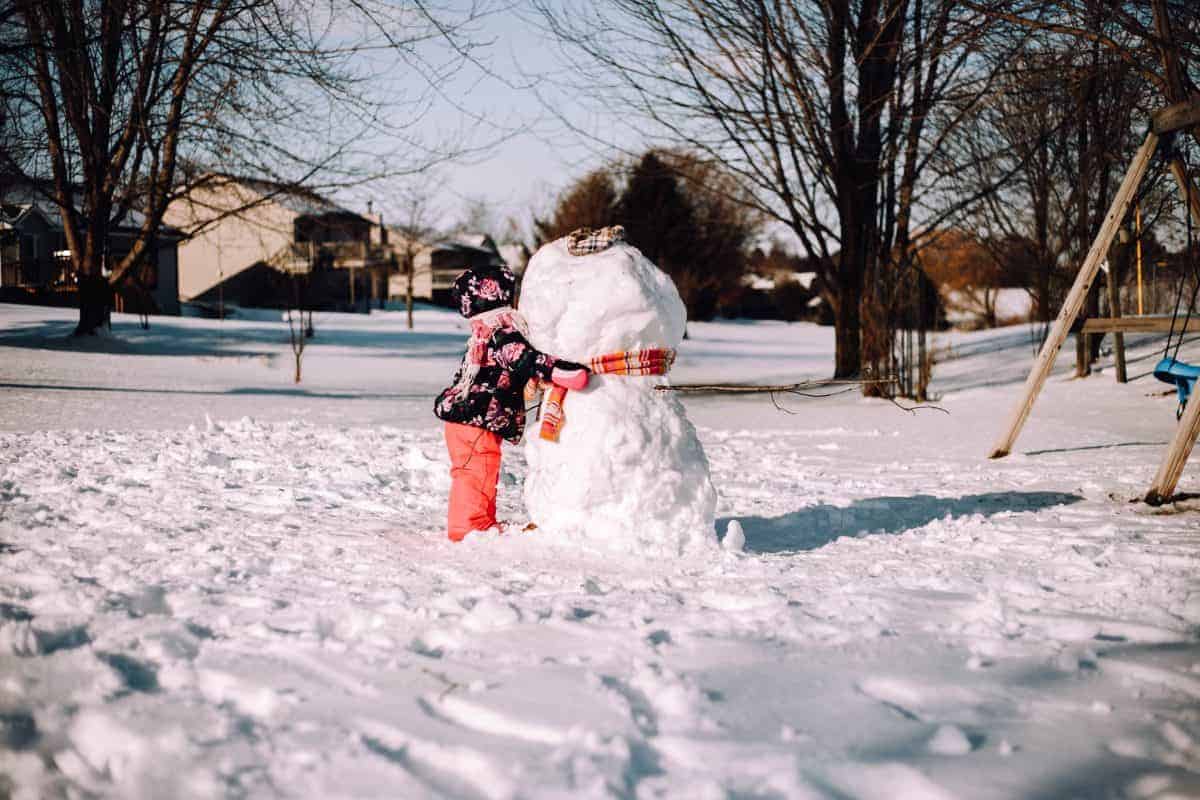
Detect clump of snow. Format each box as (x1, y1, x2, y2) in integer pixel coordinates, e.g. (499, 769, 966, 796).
(722, 520, 745, 552)
(927, 723, 973, 755)
(520, 237, 717, 555)
(460, 596, 522, 632)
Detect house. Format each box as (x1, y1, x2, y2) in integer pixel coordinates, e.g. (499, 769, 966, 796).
(498, 241, 531, 275)
(0, 180, 181, 315)
(383, 229, 434, 303)
(166, 175, 390, 311)
(732, 270, 824, 322)
(0, 203, 61, 288)
(385, 233, 519, 307)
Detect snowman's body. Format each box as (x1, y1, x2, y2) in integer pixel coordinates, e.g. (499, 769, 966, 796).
(520, 237, 717, 554)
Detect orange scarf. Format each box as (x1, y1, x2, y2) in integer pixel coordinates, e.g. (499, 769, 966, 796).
(538, 348, 676, 441)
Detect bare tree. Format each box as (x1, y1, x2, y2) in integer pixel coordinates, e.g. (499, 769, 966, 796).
(533, 151, 760, 320)
(533, 168, 621, 245)
(391, 186, 438, 330)
(533, 0, 1010, 384)
(285, 268, 313, 383)
(0, 0, 488, 335)
(453, 195, 498, 237)
(949, 1, 1194, 372)
(964, 1, 1200, 110)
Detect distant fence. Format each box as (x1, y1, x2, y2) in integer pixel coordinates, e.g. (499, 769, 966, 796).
(0, 257, 75, 289)
(1, 260, 39, 287)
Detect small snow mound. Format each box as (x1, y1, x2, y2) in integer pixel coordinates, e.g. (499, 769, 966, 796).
(722, 520, 745, 552)
(197, 669, 279, 718)
(403, 446, 438, 471)
(927, 724, 973, 755)
(1182, 593, 1200, 624)
(67, 710, 149, 783)
(820, 762, 958, 800)
(461, 597, 522, 632)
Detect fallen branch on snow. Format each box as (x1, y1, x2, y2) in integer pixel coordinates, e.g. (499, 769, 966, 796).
(654, 379, 949, 415)
(653, 379, 890, 394)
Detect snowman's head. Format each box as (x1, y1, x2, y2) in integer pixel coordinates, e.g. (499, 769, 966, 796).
(519, 233, 687, 363)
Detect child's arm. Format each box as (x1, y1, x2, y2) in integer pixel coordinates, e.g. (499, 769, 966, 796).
(494, 331, 589, 389)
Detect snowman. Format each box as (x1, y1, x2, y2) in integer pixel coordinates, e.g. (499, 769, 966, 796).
(520, 226, 717, 555)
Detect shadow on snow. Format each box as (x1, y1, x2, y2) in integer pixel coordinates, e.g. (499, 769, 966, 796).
(719, 491, 1083, 554)
(0, 381, 436, 401)
(0, 320, 466, 359)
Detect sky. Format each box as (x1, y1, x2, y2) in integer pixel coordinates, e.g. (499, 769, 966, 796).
(350, 2, 625, 240)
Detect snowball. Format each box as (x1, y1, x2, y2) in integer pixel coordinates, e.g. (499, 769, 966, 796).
(927, 724, 972, 755)
(521, 238, 717, 555)
(722, 520, 745, 553)
(460, 597, 522, 632)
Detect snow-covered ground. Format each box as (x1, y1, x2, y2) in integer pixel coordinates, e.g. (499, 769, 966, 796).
(1, 302, 1198, 799)
(943, 288, 1034, 328)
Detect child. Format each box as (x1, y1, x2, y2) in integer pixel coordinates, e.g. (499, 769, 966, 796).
(434, 265, 589, 541)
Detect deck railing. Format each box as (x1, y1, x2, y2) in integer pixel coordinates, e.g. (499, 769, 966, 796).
(269, 241, 390, 272)
(0, 260, 47, 287)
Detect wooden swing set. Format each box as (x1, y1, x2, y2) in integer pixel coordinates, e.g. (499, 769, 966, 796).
(990, 99, 1200, 505)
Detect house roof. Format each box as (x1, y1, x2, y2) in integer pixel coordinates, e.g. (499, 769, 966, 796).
(450, 233, 499, 253)
(0, 203, 38, 229)
(497, 242, 529, 270)
(1, 183, 182, 238)
(430, 239, 505, 266)
(203, 173, 367, 221)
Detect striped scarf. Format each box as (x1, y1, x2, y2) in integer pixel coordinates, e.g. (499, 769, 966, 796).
(539, 348, 676, 441)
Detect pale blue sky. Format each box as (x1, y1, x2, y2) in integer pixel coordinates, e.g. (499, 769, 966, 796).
(353, 3, 624, 238)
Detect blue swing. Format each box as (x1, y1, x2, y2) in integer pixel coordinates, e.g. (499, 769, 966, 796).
(1154, 207, 1200, 416)
(1153, 356, 1200, 412)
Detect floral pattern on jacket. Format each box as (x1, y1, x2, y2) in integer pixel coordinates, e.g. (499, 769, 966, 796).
(435, 326, 558, 443)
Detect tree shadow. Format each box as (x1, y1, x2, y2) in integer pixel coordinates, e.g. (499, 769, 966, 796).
(0, 320, 465, 359)
(1010, 639, 1200, 799)
(719, 491, 1083, 554)
(1024, 441, 1167, 456)
(0, 381, 433, 401)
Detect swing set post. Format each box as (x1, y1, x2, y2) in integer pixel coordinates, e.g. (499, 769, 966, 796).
(1147, 395, 1200, 504)
(1145, 155, 1200, 503)
(989, 130, 1160, 458)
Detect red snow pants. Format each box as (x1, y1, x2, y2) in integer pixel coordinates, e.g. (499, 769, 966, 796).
(444, 422, 503, 541)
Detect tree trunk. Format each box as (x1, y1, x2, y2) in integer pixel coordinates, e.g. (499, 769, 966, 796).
(1086, 282, 1103, 363)
(833, 263, 862, 378)
(405, 254, 414, 330)
(75, 271, 111, 336)
(831, 180, 870, 380)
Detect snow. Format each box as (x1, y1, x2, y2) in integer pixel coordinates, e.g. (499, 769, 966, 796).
(721, 519, 745, 553)
(520, 239, 717, 555)
(740, 272, 816, 291)
(943, 288, 1034, 327)
(1, 301, 1199, 798)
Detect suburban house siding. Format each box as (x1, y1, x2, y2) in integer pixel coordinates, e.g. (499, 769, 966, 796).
(167, 180, 295, 301)
(167, 176, 390, 311)
(1, 185, 182, 315)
